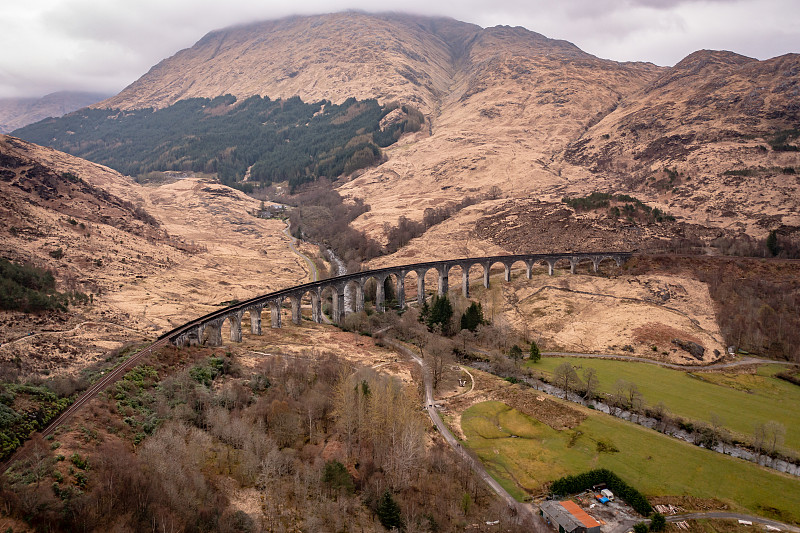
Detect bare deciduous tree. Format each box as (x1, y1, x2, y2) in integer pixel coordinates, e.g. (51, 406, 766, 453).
(582, 367, 599, 401)
(765, 420, 786, 463)
(553, 362, 580, 399)
(425, 336, 454, 390)
(651, 401, 671, 433)
(456, 328, 475, 354)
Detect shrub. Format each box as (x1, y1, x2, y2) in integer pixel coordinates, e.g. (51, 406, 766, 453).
(649, 513, 666, 531)
(596, 439, 619, 453)
(70, 452, 89, 470)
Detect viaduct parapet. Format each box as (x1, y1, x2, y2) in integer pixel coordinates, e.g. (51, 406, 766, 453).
(168, 252, 631, 348)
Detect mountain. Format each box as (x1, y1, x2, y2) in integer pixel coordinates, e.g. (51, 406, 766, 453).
(0, 91, 109, 133)
(98, 13, 479, 113)
(18, 12, 800, 255)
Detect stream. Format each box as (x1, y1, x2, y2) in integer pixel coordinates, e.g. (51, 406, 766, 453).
(323, 248, 354, 312)
(472, 362, 800, 477)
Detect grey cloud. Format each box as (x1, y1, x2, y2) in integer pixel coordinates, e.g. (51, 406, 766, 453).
(0, 0, 798, 98)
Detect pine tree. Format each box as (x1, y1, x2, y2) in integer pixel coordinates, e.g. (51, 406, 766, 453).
(426, 294, 453, 335)
(529, 341, 541, 363)
(460, 301, 484, 332)
(322, 460, 354, 496)
(509, 344, 523, 365)
(376, 490, 403, 530)
(419, 300, 430, 324)
(767, 230, 780, 256)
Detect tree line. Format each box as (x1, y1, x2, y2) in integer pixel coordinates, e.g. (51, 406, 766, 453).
(562, 192, 676, 224)
(383, 195, 482, 254)
(281, 179, 383, 269)
(549, 468, 652, 516)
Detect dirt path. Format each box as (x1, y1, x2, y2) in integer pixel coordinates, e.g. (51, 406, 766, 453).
(0, 320, 146, 349)
(460, 366, 476, 395)
(667, 512, 800, 533)
(610, 511, 800, 533)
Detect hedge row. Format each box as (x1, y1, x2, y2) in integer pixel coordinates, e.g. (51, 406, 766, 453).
(549, 468, 653, 516)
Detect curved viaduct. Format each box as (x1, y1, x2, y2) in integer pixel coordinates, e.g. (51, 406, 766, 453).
(168, 252, 631, 348)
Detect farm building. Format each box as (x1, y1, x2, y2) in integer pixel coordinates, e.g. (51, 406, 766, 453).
(540, 500, 602, 533)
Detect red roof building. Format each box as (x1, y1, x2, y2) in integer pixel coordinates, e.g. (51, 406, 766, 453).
(540, 500, 602, 533)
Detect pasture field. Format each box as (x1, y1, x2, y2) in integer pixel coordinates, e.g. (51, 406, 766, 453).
(529, 357, 800, 452)
(460, 400, 800, 523)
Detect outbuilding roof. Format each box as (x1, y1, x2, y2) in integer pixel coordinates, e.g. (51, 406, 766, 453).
(560, 500, 601, 528)
(540, 500, 601, 532)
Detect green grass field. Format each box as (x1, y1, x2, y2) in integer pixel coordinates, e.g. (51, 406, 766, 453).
(528, 357, 800, 452)
(461, 400, 800, 523)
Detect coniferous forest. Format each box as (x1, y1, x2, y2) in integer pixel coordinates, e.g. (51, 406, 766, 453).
(13, 95, 423, 190)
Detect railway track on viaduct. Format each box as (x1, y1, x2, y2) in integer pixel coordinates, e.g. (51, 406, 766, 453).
(4, 252, 629, 470)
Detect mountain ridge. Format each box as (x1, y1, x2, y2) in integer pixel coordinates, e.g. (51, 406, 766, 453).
(18, 11, 800, 250)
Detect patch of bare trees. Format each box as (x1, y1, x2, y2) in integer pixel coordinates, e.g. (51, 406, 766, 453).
(1, 348, 509, 532)
(753, 420, 787, 465)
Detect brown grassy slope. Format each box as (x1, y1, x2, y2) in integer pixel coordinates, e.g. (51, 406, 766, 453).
(562, 50, 800, 236)
(340, 23, 661, 240)
(627, 255, 800, 361)
(0, 135, 171, 289)
(0, 137, 308, 376)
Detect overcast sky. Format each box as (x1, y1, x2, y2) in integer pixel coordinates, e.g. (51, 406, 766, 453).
(2, 0, 799, 99)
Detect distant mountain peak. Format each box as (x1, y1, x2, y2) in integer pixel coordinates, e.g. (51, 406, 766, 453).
(0, 91, 110, 133)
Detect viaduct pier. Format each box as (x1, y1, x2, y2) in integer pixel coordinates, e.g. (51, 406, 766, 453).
(169, 252, 631, 347)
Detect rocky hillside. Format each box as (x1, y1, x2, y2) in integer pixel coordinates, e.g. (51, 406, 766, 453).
(29, 12, 800, 254)
(0, 91, 108, 133)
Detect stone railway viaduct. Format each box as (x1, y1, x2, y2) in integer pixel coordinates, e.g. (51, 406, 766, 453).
(167, 252, 631, 347)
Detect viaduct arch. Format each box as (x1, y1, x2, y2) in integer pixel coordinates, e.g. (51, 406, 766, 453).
(169, 252, 631, 347)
